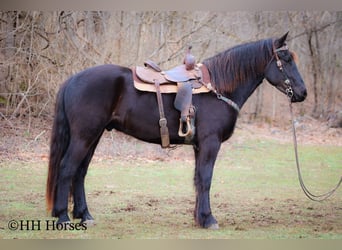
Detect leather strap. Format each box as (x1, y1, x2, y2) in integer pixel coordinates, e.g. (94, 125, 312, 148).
(154, 79, 170, 148)
(198, 63, 211, 85)
(197, 64, 240, 113)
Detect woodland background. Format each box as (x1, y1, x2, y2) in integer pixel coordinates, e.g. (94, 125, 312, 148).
(0, 11, 341, 127)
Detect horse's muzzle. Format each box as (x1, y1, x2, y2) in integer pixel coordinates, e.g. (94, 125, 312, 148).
(291, 88, 307, 103)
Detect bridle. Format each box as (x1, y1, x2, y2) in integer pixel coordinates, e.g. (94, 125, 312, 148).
(272, 42, 342, 202)
(272, 43, 294, 99)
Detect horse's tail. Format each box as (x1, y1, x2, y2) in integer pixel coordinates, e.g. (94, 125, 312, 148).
(46, 82, 70, 215)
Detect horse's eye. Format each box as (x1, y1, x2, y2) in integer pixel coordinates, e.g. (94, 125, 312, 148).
(279, 52, 292, 63)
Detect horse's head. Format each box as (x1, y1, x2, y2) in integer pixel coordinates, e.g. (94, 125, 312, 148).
(265, 32, 307, 103)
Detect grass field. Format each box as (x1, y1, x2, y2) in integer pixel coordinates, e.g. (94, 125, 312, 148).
(0, 128, 341, 239)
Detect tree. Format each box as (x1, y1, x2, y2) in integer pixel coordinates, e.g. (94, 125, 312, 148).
(0, 11, 341, 124)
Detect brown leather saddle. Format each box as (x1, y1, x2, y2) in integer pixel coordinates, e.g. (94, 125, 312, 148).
(133, 60, 210, 94)
(132, 59, 211, 148)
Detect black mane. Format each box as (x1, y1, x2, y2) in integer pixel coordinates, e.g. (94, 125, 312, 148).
(203, 38, 273, 93)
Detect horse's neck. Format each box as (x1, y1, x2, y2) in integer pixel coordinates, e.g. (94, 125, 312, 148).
(229, 76, 264, 109)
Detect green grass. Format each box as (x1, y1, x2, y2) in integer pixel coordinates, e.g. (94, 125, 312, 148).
(0, 139, 341, 239)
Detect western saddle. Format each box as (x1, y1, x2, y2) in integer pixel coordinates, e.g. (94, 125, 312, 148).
(133, 47, 211, 148)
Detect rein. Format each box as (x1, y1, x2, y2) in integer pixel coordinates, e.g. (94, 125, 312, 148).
(273, 44, 342, 202)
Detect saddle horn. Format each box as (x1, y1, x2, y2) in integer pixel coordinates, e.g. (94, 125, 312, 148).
(184, 46, 195, 71)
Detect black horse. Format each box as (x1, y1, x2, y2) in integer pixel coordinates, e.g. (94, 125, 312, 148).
(46, 33, 307, 229)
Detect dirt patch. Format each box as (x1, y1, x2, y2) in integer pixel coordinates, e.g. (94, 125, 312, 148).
(219, 197, 342, 236)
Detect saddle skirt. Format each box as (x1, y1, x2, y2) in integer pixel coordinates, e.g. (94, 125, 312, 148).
(133, 63, 211, 94)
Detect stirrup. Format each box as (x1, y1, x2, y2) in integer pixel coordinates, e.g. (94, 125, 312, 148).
(178, 117, 192, 138)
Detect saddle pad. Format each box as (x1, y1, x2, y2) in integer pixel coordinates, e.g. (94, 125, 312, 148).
(133, 80, 210, 94)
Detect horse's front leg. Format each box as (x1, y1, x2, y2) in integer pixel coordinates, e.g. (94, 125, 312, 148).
(193, 136, 221, 229)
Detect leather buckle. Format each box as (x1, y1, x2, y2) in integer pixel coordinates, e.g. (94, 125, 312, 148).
(159, 118, 167, 127)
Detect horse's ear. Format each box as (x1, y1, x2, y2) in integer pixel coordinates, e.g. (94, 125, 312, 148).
(274, 32, 289, 48)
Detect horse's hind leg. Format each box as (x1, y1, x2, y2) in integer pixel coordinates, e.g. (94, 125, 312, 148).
(53, 140, 92, 224)
(72, 136, 102, 225)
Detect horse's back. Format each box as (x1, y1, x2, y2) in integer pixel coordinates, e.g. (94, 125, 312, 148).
(67, 64, 131, 88)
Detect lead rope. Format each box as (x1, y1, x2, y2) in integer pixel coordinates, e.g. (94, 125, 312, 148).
(273, 44, 342, 201)
(288, 98, 342, 202)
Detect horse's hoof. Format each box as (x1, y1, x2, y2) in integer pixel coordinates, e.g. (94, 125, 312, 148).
(81, 219, 96, 227)
(207, 223, 219, 230)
